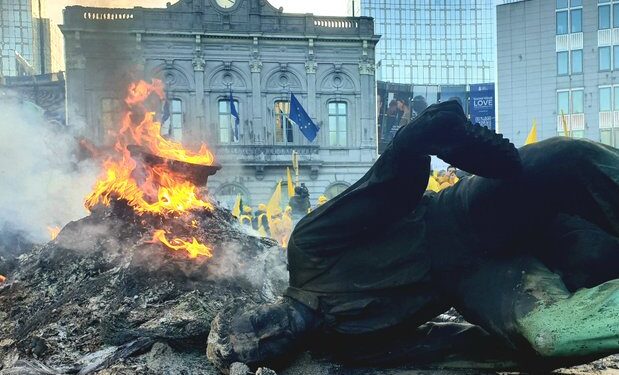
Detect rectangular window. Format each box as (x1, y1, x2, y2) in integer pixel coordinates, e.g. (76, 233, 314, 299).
(557, 91, 570, 115)
(274, 101, 293, 143)
(571, 50, 583, 74)
(557, 11, 569, 34)
(557, 0, 568, 9)
(614, 46, 619, 70)
(600, 129, 613, 146)
(558, 51, 569, 75)
(571, 0, 582, 6)
(101, 98, 120, 144)
(572, 89, 584, 114)
(571, 9, 582, 33)
(600, 5, 611, 29)
(600, 87, 612, 111)
(328, 102, 348, 147)
(613, 86, 619, 110)
(571, 130, 585, 139)
(218, 99, 239, 143)
(600, 46, 612, 70)
(614, 4, 619, 28)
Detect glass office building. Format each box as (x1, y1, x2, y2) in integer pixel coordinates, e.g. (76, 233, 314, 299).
(348, 0, 496, 85)
(0, 0, 63, 77)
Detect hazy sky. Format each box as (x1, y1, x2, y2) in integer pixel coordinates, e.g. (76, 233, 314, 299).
(50, 0, 348, 25)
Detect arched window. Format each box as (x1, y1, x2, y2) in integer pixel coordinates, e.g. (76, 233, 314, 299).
(214, 183, 251, 210)
(328, 101, 347, 146)
(161, 98, 183, 141)
(218, 99, 240, 143)
(274, 100, 294, 143)
(324, 182, 350, 200)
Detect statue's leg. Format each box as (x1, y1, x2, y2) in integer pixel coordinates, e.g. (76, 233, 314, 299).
(447, 256, 619, 370)
(540, 213, 619, 291)
(523, 138, 619, 237)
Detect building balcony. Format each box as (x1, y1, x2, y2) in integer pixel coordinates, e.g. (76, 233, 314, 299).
(556, 32, 583, 51)
(557, 113, 584, 132)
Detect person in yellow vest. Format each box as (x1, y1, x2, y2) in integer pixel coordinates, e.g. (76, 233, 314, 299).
(239, 206, 254, 229)
(269, 207, 286, 246)
(446, 165, 460, 186)
(253, 203, 270, 236)
(426, 171, 441, 192)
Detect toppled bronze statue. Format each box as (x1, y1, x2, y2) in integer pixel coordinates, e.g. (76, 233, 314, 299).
(208, 101, 619, 372)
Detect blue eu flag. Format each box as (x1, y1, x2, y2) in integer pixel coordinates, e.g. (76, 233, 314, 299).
(289, 93, 319, 142)
(229, 89, 240, 142)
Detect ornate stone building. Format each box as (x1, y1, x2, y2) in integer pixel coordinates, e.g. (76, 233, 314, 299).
(62, 0, 379, 207)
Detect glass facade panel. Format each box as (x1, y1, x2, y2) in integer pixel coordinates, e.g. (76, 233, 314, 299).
(572, 90, 584, 113)
(600, 5, 611, 29)
(571, 50, 583, 74)
(571, 9, 582, 33)
(600, 87, 612, 111)
(557, 91, 570, 114)
(600, 129, 613, 146)
(600, 46, 612, 70)
(614, 87, 619, 110)
(557, 0, 568, 8)
(557, 51, 569, 75)
(571, 0, 582, 6)
(361, 1, 494, 85)
(614, 4, 619, 28)
(557, 11, 569, 34)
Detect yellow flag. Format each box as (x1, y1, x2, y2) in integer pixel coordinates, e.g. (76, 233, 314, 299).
(560, 110, 569, 137)
(524, 119, 538, 145)
(231, 194, 241, 217)
(287, 167, 295, 198)
(266, 180, 282, 221)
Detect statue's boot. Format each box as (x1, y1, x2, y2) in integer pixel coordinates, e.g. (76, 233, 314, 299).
(516, 278, 619, 362)
(206, 297, 320, 372)
(392, 100, 522, 179)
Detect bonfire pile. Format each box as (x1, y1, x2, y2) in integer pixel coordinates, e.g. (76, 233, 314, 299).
(0, 80, 288, 374)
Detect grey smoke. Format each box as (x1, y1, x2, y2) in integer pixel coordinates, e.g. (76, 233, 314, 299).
(0, 98, 98, 243)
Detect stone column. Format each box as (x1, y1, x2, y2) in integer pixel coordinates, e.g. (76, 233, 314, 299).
(65, 50, 88, 138)
(359, 40, 376, 151)
(249, 37, 263, 144)
(192, 36, 206, 144)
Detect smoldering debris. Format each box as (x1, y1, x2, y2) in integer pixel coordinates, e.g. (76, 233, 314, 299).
(0, 200, 288, 374)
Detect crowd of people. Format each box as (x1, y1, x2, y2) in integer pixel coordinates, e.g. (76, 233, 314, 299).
(231, 165, 463, 247)
(232, 183, 329, 247)
(426, 165, 461, 192)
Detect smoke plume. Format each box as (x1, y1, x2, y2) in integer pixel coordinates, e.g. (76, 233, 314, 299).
(0, 98, 98, 243)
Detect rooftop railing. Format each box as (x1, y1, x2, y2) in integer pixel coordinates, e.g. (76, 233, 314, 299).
(63, 6, 375, 39)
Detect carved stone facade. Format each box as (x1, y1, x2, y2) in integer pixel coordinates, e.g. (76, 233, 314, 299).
(61, 0, 379, 207)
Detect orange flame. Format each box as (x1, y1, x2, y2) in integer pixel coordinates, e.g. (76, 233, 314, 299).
(47, 226, 61, 240)
(85, 79, 215, 258)
(150, 230, 212, 259)
(0, 275, 6, 283)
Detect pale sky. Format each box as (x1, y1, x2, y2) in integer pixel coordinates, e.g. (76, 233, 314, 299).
(49, 0, 348, 26)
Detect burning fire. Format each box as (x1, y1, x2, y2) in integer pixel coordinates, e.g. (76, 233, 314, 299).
(0, 275, 5, 283)
(47, 226, 61, 240)
(150, 230, 212, 259)
(84, 79, 215, 259)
